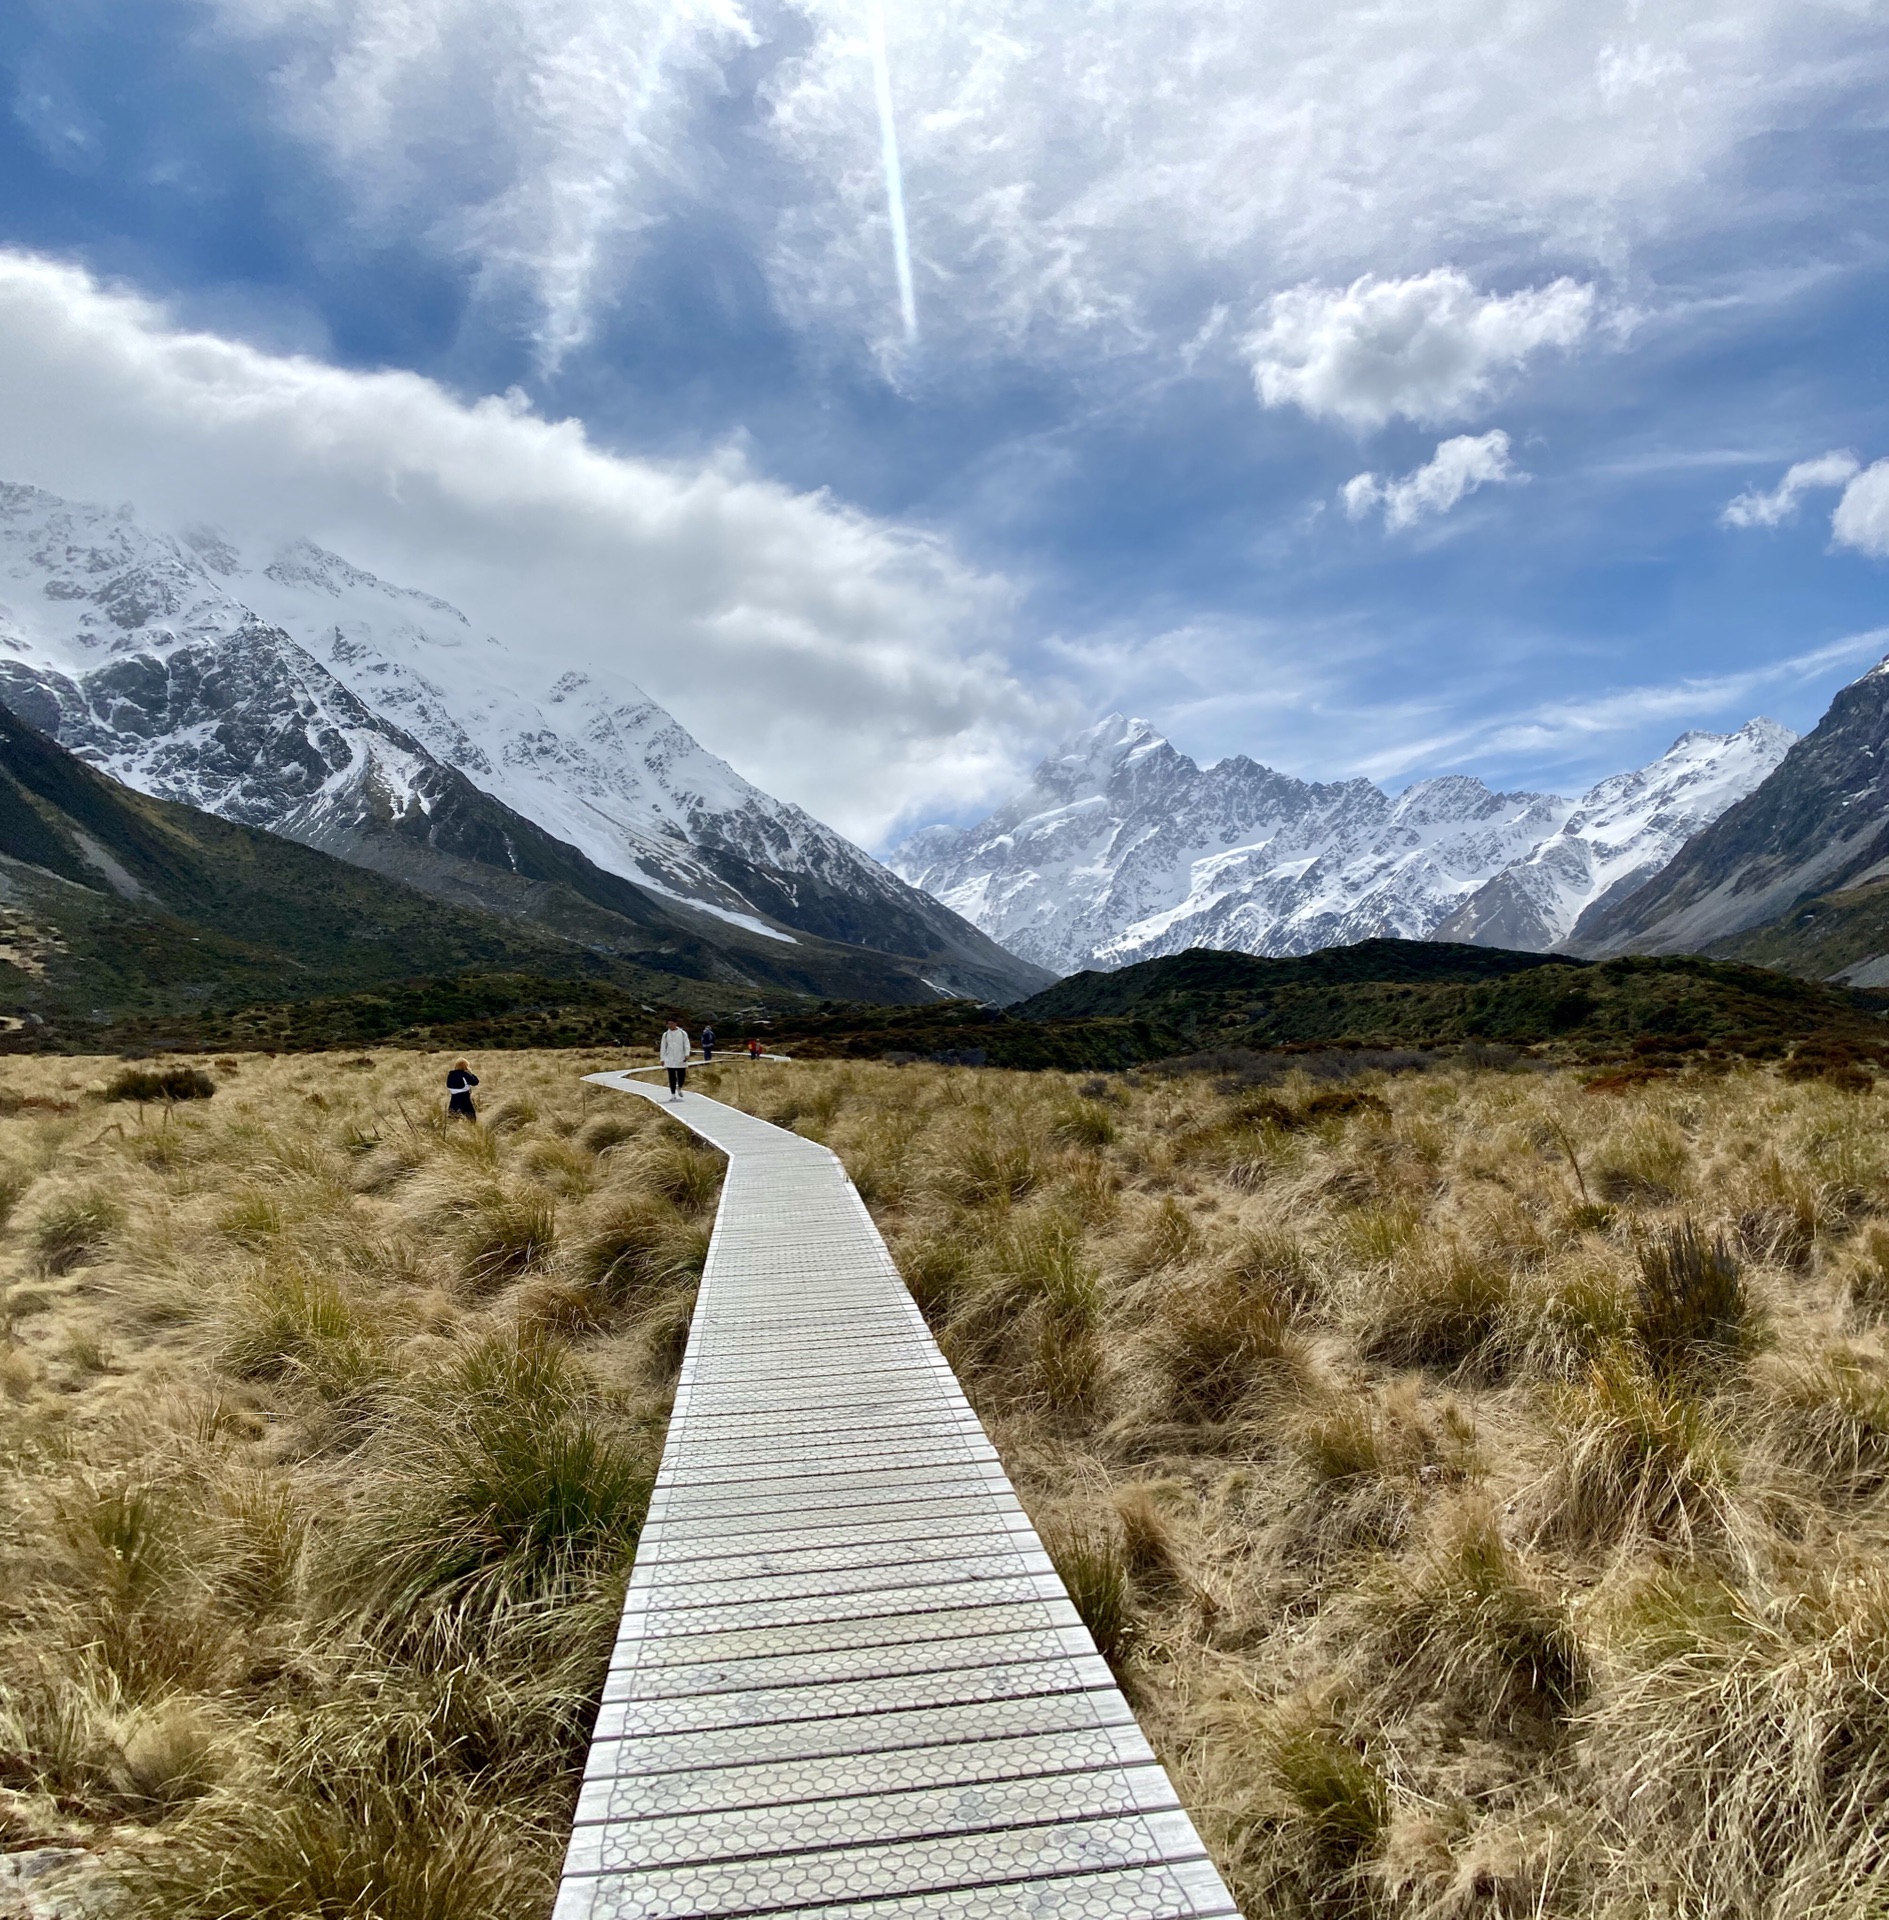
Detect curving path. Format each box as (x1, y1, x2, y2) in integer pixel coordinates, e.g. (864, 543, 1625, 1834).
(556, 1072, 1238, 1920)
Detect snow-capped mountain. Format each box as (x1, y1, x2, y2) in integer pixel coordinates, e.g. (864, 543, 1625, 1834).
(1567, 658, 1889, 965)
(888, 714, 1793, 973)
(1433, 720, 1796, 950)
(0, 483, 1047, 1003)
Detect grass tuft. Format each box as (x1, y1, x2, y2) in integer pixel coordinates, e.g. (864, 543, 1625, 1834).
(32, 1185, 126, 1274)
(1632, 1219, 1760, 1378)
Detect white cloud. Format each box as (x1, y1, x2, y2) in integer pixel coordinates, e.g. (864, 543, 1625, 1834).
(200, 0, 1885, 374)
(1249, 272, 1594, 430)
(1721, 449, 1862, 528)
(210, 0, 759, 371)
(1830, 460, 1889, 559)
(0, 250, 1062, 844)
(1343, 431, 1526, 532)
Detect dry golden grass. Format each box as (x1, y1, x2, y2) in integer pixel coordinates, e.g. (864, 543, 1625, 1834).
(0, 1048, 707, 1919)
(703, 1050, 1889, 1920)
(10, 1044, 1889, 1920)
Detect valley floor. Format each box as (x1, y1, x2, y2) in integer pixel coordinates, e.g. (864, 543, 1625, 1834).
(3, 1047, 1889, 1918)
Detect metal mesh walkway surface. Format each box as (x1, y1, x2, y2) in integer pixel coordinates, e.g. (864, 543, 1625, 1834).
(556, 1071, 1239, 1920)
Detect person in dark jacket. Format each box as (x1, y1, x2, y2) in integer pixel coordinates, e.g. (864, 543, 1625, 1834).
(446, 1058, 480, 1120)
(701, 1025, 716, 1063)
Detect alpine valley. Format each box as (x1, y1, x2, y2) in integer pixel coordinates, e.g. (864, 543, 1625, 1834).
(889, 711, 1797, 975)
(0, 483, 1048, 1006)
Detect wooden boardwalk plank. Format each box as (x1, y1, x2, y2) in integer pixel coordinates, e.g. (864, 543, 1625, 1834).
(555, 1074, 1237, 1920)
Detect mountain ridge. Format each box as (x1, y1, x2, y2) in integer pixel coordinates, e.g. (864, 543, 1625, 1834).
(0, 482, 1047, 1004)
(1568, 658, 1889, 969)
(890, 712, 1791, 972)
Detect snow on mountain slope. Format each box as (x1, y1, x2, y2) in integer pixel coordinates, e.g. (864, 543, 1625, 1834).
(1433, 720, 1796, 950)
(0, 484, 1047, 999)
(888, 714, 1791, 973)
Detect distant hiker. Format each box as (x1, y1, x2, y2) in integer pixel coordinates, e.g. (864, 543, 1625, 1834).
(701, 1024, 716, 1063)
(748, 1036, 763, 1062)
(445, 1058, 479, 1121)
(660, 1020, 692, 1101)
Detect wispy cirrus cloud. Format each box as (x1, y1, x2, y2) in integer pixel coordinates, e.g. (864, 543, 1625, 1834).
(1359, 628, 1889, 781)
(201, 0, 1888, 376)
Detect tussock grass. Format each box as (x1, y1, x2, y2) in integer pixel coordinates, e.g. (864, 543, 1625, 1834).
(0, 1047, 704, 1917)
(10, 1044, 1889, 1920)
(787, 1051, 1889, 1918)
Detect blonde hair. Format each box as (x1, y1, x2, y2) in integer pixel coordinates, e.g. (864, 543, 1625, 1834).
(452, 1058, 470, 1072)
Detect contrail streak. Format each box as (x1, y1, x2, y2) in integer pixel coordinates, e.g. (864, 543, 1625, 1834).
(865, 0, 917, 344)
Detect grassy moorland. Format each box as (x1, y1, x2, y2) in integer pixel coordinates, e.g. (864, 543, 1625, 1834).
(0, 1049, 719, 1919)
(6, 1047, 1889, 1919)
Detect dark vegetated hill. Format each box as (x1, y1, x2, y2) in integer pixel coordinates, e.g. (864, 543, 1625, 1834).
(1016, 939, 1566, 1020)
(1710, 878, 1889, 988)
(71, 940, 1889, 1066)
(88, 983, 1162, 1065)
(1004, 940, 1889, 1064)
(79, 973, 743, 1056)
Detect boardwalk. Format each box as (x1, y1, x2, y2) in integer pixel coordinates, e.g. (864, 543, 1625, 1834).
(557, 1072, 1238, 1920)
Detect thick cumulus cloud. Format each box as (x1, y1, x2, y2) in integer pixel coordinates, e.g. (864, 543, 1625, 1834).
(1249, 274, 1594, 430)
(202, 0, 1884, 373)
(1343, 432, 1527, 531)
(0, 252, 1060, 843)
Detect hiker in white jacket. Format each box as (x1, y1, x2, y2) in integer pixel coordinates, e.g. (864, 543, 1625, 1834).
(659, 1020, 692, 1100)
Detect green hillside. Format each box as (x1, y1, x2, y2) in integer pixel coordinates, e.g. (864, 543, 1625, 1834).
(1708, 878, 1889, 985)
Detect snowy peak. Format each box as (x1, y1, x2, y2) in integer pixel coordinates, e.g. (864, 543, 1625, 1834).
(891, 713, 1794, 973)
(0, 481, 1049, 1003)
(1436, 718, 1796, 950)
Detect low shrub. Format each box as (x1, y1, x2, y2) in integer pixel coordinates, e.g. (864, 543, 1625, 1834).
(1532, 1347, 1733, 1547)
(1356, 1238, 1511, 1374)
(1043, 1516, 1131, 1665)
(1151, 1269, 1304, 1422)
(1050, 1099, 1118, 1149)
(1263, 1704, 1389, 1867)
(569, 1197, 692, 1307)
(217, 1262, 384, 1402)
(1357, 1492, 1585, 1736)
(105, 1065, 216, 1103)
(1763, 1346, 1889, 1499)
(457, 1187, 557, 1294)
(340, 1335, 652, 1634)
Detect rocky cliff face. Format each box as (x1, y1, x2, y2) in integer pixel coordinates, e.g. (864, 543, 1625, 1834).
(1567, 659, 1889, 960)
(889, 714, 1789, 973)
(0, 484, 1047, 1003)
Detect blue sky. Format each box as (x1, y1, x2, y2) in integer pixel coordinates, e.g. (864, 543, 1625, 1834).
(1, 0, 1887, 844)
